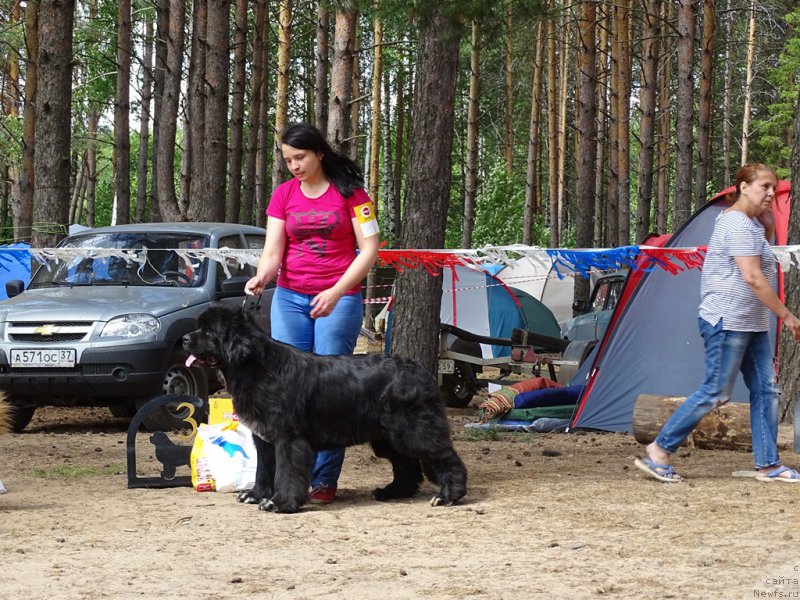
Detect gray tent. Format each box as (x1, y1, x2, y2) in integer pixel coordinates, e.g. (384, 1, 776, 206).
(568, 193, 784, 432)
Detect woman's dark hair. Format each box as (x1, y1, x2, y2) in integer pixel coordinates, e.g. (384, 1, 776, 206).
(281, 123, 364, 197)
(726, 163, 776, 202)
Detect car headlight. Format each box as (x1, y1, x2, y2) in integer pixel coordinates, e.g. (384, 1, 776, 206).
(101, 314, 161, 338)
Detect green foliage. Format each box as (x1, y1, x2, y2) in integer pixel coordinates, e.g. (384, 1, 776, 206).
(467, 158, 525, 248)
(0, 114, 23, 165)
(750, 6, 800, 177)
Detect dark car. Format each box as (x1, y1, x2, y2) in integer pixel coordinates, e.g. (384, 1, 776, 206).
(0, 222, 273, 432)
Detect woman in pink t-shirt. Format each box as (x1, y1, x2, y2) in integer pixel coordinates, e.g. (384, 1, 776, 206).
(245, 123, 379, 505)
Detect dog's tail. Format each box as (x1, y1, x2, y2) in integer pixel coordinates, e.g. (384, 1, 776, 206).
(0, 391, 11, 435)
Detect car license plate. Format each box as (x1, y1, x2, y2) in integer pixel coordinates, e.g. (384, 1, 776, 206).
(11, 348, 76, 368)
(438, 359, 455, 375)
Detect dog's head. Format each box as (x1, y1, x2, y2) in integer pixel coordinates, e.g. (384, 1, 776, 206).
(183, 303, 262, 370)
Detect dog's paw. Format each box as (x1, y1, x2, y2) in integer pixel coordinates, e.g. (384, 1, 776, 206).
(258, 498, 300, 514)
(430, 495, 455, 507)
(258, 498, 279, 512)
(237, 490, 260, 504)
(373, 483, 417, 501)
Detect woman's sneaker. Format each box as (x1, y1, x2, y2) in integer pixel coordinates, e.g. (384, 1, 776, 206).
(309, 484, 335, 504)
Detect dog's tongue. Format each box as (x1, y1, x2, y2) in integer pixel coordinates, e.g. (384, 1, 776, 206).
(185, 354, 197, 368)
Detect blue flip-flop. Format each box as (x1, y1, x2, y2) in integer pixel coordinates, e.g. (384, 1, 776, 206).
(755, 466, 800, 483)
(634, 457, 683, 483)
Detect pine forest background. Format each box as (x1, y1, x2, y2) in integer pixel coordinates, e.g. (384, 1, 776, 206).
(4, 0, 800, 416)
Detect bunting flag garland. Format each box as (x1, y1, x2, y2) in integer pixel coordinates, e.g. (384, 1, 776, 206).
(638, 246, 708, 275)
(546, 246, 642, 278)
(1, 243, 800, 279)
(773, 246, 800, 272)
(374, 248, 477, 276)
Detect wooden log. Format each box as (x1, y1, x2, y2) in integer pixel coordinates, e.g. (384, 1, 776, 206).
(632, 394, 752, 452)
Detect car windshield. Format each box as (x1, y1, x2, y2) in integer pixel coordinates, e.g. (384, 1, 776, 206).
(30, 232, 210, 289)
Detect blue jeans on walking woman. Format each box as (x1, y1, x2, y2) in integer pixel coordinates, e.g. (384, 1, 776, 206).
(655, 317, 780, 469)
(270, 286, 363, 489)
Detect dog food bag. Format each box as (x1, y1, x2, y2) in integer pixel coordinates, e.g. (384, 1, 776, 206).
(194, 421, 257, 493)
(190, 435, 217, 492)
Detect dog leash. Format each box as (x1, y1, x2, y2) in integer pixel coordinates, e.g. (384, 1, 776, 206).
(241, 293, 263, 313)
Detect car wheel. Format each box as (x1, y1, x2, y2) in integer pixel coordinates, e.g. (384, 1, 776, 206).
(442, 362, 478, 408)
(7, 397, 36, 433)
(135, 349, 209, 431)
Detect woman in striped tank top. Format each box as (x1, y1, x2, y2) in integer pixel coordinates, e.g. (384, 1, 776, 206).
(635, 164, 800, 483)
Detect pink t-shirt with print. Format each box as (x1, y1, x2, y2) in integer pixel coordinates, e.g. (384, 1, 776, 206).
(266, 178, 376, 295)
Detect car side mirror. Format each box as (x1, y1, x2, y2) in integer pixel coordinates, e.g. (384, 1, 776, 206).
(572, 299, 587, 315)
(218, 275, 249, 298)
(6, 279, 25, 298)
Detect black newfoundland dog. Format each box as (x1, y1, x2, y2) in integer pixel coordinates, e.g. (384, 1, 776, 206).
(183, 303, 467, 513)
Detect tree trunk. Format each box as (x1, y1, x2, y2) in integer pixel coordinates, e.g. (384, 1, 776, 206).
(546, 3, 559, 247)
(242, 0, 266, 225)
(364, 7, 383, 331)
(574, 0, 597, 312)
(327, 3, 357, 155)
(4, 1, 21, 233)
(314, 4, 330, 134)
(15, 0, 37, 242)
(722, 0, 733, 185)
(185, 0, 207, 211)
(462, 19, 479, 248)
(193, 0, 229, 222)
(381, 69, 395, 246)
(606, 1, 620, 246)
(368, 10, 382, 204)
(113, 0, 131, 225)
(150, 0, 169, 222)
(85, 107, 98, 227)
(524, 20, 545, 245)
(556, 8, 569, 244)
(741, 0, 756, 165)
(636, 0, 658, 243)
(271, 0, 292, 194)
(655, 0, 673, 235)
(503, 0, 514, 173)
(136, 11, 154, 223)
(594, 2, 609, 246)
(225, 0, 247, 223)
(349, 31, 361, 163)
(616, 0, 631, 246)
(694, 0, 715, 211)
(68, 153, 85, 224)
(33, 0, 74, 250)
(255, 12, 270, 227)
(391, 59, 405, 245)
(391, 8, 461, 373)
(778, 85, 800, 421)
(155, 0, 185, 221)
(632, 394, 753, 451)
(674, 0, 695, 228)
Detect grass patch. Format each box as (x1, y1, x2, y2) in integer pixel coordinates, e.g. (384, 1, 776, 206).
(29, 463, 126, 479)
(459, 428, 540, 443)
(461, 427, 503, 442)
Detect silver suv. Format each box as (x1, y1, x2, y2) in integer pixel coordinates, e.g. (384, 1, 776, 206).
(0, 222, 272, 431)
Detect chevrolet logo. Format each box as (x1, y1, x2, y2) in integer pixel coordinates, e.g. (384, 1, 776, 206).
(34, 324, 60, 336)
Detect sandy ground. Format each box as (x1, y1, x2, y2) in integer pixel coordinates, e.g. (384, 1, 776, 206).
(2, 403, 800, 600)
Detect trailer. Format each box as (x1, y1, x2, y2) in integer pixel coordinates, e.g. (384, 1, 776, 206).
(437, 323, 596, 407)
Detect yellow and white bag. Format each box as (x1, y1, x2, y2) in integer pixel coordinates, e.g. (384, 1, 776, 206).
(191, 419, 256, 493)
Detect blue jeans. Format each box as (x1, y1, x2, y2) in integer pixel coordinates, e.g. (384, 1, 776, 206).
(655, 317, 780, 469)
(270, 286, 363, 489)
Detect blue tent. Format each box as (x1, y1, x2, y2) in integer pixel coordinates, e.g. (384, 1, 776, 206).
(0, 243, 31, 300)
(385, 264, 560, 357)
